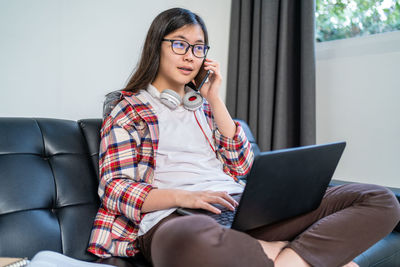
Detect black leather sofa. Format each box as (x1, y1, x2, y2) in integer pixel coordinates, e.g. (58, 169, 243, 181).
(0, 117, 399, 267)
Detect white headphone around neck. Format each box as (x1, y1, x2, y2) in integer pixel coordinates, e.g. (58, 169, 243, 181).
(146, 84, 215, 153)
(147, 85, 203, 111)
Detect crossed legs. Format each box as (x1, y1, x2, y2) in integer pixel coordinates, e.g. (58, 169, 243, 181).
(145, 184, 400, 267)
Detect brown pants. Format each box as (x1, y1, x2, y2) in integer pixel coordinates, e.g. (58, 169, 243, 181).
(137, 184, 400, 267)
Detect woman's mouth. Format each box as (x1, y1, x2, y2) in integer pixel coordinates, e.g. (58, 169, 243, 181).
(178, 67, 193, 75)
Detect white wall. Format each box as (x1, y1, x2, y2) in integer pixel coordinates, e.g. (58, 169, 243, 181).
(3, 1, 398, 188)
(0, 0, 231, 120)
(316, 31, 400, 188)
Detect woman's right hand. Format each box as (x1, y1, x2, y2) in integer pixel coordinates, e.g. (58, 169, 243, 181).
(175, 190, 238, 214)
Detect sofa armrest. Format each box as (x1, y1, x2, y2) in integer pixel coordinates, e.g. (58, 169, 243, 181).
(330, 179, 400, 233)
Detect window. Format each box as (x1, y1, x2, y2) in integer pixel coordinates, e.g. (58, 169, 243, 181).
(316, 0, 400, 42)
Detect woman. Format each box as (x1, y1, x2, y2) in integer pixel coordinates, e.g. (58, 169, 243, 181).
(88, 7, 400, 267)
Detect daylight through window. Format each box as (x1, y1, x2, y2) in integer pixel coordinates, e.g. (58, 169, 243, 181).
(316, 0, 400, 42)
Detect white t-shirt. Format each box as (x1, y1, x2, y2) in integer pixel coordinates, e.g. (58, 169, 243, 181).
(138, 85, 244, 235)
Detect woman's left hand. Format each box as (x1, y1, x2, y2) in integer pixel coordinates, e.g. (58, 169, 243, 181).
(197, 58, 222, 103)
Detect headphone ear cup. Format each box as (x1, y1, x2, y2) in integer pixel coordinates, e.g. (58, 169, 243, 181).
(183, 91, 203, 111)
(160, 89, 182, 109)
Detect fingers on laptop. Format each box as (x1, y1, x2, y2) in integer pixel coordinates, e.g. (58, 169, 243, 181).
(217, 191, 238, 208)
(202, 202, 223, 214)
(201, 191, 237, 214)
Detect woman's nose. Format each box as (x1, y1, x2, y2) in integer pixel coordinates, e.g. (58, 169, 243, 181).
(183, 48, 194, 61)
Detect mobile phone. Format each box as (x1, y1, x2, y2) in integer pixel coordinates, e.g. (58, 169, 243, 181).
(188, 61, 211, 91)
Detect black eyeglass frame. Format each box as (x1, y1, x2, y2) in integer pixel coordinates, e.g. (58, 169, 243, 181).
(162, 39, 210, 58)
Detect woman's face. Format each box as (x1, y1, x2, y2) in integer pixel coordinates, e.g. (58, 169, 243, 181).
(155, 24, 205, 91)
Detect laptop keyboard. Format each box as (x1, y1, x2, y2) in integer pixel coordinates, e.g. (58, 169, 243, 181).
(208, 207, 237, 227)
(176, 194, 242, 228)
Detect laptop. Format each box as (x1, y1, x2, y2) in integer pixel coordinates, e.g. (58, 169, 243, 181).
(176, 142, 346, 232)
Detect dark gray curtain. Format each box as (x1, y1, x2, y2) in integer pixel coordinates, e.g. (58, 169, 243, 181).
(227, 0, 316, 151)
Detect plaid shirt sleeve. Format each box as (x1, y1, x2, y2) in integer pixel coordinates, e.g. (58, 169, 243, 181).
(213, 121, 254, 177)
(98, 112, 153, 224)
(202, 102, 254, 178)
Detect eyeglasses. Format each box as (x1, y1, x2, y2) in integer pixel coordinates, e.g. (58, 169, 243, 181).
(162, 39, 210, 58)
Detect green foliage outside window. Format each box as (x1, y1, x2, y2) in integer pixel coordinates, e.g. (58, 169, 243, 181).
(316, 0, 400, 42)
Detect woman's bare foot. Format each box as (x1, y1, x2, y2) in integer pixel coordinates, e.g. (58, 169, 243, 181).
(257, 240, 288, 261)
(258, 240, 359, 267)
(342, 262, 359, 267)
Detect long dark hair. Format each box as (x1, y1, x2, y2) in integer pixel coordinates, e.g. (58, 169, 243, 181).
(122, 8, 209, 93)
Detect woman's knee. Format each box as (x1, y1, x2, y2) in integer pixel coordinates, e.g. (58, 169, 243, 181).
(352, 183, 400, 225)
(151, 214, 273, 267)
(151, 215, 221, 266)
(377, 185, 400, 222)
(360, 184, 398, 205)
(152, 214, 220, 244)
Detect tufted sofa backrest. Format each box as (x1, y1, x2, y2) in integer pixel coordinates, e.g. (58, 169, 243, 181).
(78, 119, 102, 179)
(0, 118, 99, 261)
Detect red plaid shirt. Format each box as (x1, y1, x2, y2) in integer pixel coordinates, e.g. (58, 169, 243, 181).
(87, 90, 254, 258)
